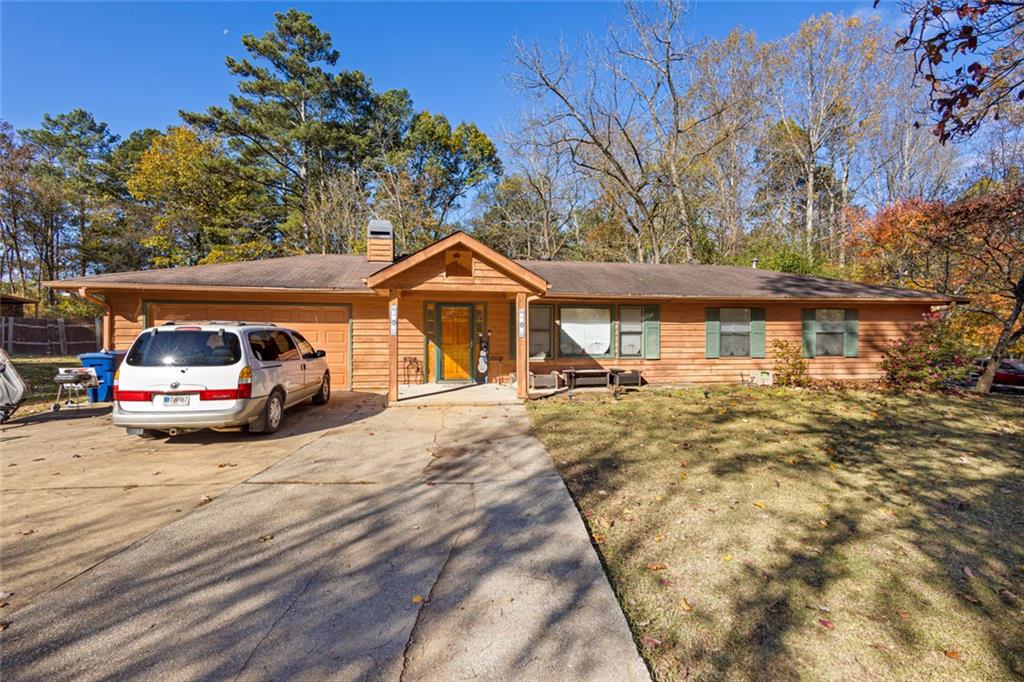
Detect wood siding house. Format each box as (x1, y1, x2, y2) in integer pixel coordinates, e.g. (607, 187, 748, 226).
(46, 228, 962, 401)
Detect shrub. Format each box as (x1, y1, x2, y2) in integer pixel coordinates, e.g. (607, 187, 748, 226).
(880, 311, 968, 390)
(772, 339, 810, 387)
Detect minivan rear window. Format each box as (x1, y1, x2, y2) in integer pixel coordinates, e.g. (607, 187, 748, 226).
(126, 330, 242, 367)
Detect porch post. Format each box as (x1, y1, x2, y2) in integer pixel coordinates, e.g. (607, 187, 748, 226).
(388, 289, 399, 402)
(515, 292, 528, 399)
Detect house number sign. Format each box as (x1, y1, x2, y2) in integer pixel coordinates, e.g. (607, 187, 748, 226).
(518, 308, 526, 338)
(390, 303, 398, 336)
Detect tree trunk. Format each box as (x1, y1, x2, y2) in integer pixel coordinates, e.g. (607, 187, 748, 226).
(804, 161, 815, 256)
(975, 300, 1023, 393)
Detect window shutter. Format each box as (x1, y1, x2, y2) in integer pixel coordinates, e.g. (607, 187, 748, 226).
(705, 308, 720, 359)
(508, 302, 516, 360)
(643, 306, 661, 359)
(802, 309, 816, 358)
(843, 309, 859, 357)
(750, 308, 766, 358)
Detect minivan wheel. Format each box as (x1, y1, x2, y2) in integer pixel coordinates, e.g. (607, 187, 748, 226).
(312, 373, 330, 405)
(254, 390, 285, 435)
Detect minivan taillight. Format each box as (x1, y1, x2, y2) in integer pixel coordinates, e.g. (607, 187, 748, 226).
(116, 390, 152, 402)
(237, 366, 252, 399)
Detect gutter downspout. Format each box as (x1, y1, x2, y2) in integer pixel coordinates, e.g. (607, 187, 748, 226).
(78, 288, 113, 350)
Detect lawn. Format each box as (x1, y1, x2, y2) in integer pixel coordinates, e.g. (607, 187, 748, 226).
(6, 356, 79, 417)
(529, 387, 1024, 680)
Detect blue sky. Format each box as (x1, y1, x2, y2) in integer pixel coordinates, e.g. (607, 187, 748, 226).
(2, 1, 897, 142)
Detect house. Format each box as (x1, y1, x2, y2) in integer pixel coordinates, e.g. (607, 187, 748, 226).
(45, 223, 962, 400)
(1, 293, 39, 318)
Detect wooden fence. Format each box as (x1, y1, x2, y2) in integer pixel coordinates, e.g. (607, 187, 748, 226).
(0, 317, 102, 356)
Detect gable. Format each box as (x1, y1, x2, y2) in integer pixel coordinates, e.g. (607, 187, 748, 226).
(366, 232, 548, 294)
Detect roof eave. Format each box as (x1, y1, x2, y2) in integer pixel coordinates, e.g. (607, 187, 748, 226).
(44, 281, 378, 296)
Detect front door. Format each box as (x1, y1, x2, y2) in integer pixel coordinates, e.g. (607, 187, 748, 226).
(438, 305, 472, 381)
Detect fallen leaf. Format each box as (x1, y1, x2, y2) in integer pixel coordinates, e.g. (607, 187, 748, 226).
(944, 650, 960, 659)
(0, 623, 7, 631)
(960, 593, 981, 604)
(646, 562, 668, 571)
(962, 565, 975, 578)
(198, 495, 213, 506)
(679, 472, 688, 481)
(679, 597, 693, 612)
(723, 554, 733, 562)
(806, 603, 830, 613)
(592, 533, 606, 545)
(870, 642, 891, 652)
(641, 635, 662, 648)
(818, 618, 836, 630)
(753, 500, 766, 509)
(818, 520, 829, 528)
(653, 534, 665, 542)
(257, 534, 273, 543)
(897, 611, 910, 621)
(411, 595, 426, 604)
(18, 529, 35, 537)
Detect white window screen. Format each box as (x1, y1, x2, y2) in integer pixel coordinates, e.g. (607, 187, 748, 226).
(816, 309, 845, 357)
(620, 307, 643, 357)
(720, 308, 751, 357)
(529, 306, 552, 360)
(560, 307, 612, 356)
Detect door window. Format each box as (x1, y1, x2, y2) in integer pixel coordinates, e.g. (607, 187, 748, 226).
(248, 330, 299, 361)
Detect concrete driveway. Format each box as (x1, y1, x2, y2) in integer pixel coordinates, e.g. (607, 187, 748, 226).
(1, 396, 648, 681)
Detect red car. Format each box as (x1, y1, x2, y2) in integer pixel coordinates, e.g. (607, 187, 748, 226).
(970, 358, 1024, 388)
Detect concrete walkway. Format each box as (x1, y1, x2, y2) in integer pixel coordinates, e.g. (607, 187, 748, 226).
(2, 401, 649, 681)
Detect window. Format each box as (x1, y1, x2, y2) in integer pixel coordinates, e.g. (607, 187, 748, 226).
(291, 331, 317, 359)
(248, 330, 300, 362)
(705, 308, 765, 359)
(444, 250, 472, 277)
(802, 308, 858, 358)
(529, 305, 553, 360)
(559, 306, 612, 357)
(619, 307, 643, 357)
(815, 309, 845, 357)
(720, 308, 751, 357)
(127, 330, 241, 367)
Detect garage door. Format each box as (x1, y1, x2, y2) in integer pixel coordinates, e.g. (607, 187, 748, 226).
(148, 302, 350, 389)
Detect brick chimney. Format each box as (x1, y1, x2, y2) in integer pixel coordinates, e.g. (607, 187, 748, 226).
(366, 219, 394, 263)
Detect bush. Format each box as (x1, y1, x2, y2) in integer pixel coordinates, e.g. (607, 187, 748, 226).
(772, 339, 810, 387)
(880, 311, 968, 390)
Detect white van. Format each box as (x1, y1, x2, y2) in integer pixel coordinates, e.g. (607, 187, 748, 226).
(113, 322, 330, 437)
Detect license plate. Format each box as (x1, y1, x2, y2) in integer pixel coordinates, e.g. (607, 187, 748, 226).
(163, 395, 190, 407)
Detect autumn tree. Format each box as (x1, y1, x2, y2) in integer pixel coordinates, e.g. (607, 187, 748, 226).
(893, 0, 1024, 141)
(127, 127, 280, 266)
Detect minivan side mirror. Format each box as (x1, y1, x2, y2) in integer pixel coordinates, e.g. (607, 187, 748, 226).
(315, 350, 327, 358)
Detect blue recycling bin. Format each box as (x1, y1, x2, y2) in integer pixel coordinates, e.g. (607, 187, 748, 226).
(78, 351, 127, 403)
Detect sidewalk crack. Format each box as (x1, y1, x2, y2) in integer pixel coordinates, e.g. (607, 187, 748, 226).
(399, 481, 475, 681)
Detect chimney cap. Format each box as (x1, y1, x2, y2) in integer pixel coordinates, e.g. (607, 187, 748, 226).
(368, 219, 394, 239)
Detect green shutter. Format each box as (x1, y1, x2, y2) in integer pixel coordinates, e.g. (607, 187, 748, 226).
(802, 309, 816, 358)
(843, 309, 859, 357)
(750, 308, 766, 358)
(705, 308, 720, 359)
(509, 302, 516, 361)
(643, 306, 661, 359)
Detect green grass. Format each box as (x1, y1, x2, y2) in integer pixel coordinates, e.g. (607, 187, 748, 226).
(529, 387, 1024, 680)
(7, 356, 79, 417)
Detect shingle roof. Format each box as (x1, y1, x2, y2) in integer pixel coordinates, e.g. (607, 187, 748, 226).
(49, 254, 383, 291)
(517, 260, 953, 301)
(47, 253, 957, 302)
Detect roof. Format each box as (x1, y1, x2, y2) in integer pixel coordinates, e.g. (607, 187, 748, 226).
(517, 260, 958, 301)
(1, 292, 37, 304)
(45, 251, 959, 303)
(47, 254, 383, 292)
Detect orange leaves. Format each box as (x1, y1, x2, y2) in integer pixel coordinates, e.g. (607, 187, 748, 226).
(646, 562, 668, 571)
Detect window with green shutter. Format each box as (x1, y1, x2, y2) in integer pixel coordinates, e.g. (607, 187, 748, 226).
(706, 307, 763, 357)
(803, 308, 858, 358)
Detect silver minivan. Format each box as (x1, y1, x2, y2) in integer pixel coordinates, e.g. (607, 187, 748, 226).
(113, 322, 330, 437)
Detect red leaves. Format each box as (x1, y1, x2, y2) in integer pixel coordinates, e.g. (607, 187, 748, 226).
(818, 618, 836, 630)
